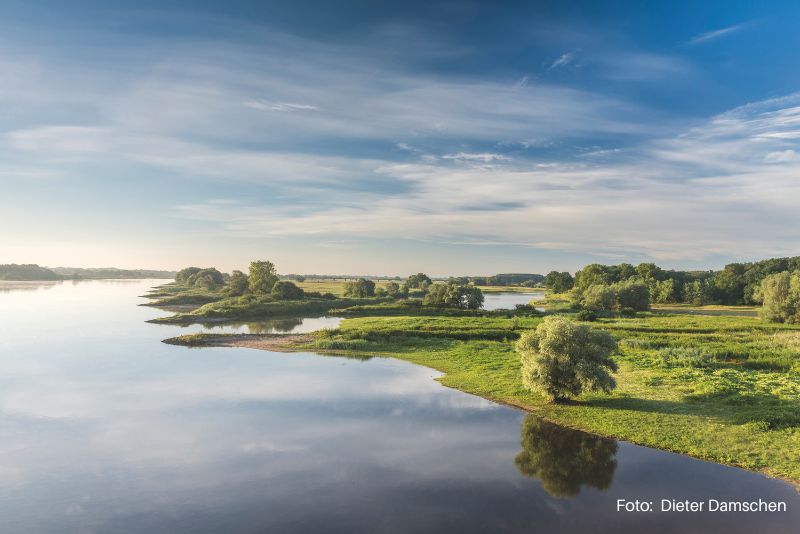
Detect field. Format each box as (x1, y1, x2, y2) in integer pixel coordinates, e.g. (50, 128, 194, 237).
(306, 311, 800, 484)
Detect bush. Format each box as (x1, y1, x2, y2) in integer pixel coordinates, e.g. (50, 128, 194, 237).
(612, 279, 650, 311)
(575, 309, 597, 321)
(581, 284, 616, 311)
(423, 283, 484, 309)
(271, 280, 304, 300)
(344, 278, 376, 297)
(516, 316, 618, 402)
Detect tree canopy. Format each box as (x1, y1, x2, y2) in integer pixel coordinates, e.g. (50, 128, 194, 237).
(517, 316, 618, 402)
(405, 272, 432, 290)
(248, 260, 279, 295)
(759, 271, 800, 323)
(423, 282, 484, 309)
(344, 278, 376, 298)
(544, 271, 574, 293)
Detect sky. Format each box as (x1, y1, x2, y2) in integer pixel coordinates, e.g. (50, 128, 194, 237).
(2, 0, 800, 276)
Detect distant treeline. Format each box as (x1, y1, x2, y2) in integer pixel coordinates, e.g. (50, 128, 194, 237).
(448, 273, 545, 287)
(566, 256, 800, 305)
(0, 264, 175, 281)
(0, 264, 62, 281)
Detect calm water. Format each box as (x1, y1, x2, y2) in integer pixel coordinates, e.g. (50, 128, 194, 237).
(173, 315, 343, 335)
(0, 280, 797, 533)
(482, 291, 544, 310)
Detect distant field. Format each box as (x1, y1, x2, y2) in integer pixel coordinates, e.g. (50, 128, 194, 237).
(292, 279, 395, 296)
(653, 304, 759, 317)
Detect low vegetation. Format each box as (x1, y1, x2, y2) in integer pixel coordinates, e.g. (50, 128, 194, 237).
(297, 310, 800, 483)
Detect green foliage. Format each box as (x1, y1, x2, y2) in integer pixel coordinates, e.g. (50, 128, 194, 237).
(575, 309, 598, 322)
(515, 416, 617, 497)
(613, 279, 650, 311)
(544, 271, 574, 293)
(344, 278, 376, 297)
(271, 280, 305, 300)
(175, 267, 202, 283)
(405, 272, 432, 290)
(759, 271, 800, 323)
(323, 311, 800, 482)
(580, 284, 617, 311)
(248, 260, 279, 295)
(516, 316, 618, 401)
(175, 267, 224, 289)
(423, 283, 484, 309)
(226, 270, 249, 296)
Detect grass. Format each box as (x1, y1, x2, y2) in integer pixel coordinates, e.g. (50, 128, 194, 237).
(149, 295, 393, 324)
(304, 311, 800, 484)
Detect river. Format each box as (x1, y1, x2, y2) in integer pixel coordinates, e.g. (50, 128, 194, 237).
(0, 280, 796, 533)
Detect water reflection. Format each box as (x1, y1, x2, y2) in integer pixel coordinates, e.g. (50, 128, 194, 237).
(515, 415, 617, 498)
(177, 316, 342, 335)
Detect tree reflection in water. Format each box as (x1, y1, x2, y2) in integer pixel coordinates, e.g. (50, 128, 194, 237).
(514, 415, 618, 498)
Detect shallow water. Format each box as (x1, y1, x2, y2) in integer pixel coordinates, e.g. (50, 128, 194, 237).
(0, 280, 797, 533)
(482, 291, 544, 310)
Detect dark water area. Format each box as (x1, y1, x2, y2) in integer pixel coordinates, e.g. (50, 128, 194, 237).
(0, 280, 797, 533)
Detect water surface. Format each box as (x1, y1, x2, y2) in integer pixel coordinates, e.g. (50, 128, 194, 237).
(0, 280, 796, 533)
(482, 290, 544, 310)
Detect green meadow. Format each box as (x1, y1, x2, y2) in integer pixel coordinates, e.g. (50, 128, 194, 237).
(307, 312, 800, 484)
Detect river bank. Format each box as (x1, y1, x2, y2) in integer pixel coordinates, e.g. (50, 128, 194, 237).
(163, 315, 800, 486)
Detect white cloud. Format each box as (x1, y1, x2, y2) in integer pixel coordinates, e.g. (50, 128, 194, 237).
(688, 24, 747, 45)
(442, 152, 509, 163)
(171, 92, 800, 262)
(244, 100, 319, 112)
(548, 51, 577, 70)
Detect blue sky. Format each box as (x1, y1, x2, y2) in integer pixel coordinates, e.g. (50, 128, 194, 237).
(2, 1, 800, 275)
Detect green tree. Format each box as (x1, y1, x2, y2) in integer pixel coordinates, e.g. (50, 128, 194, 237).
(405, 272, 432, 290)
(384, 281, 404, 298)
(189, 268, 225, 289)
(581, 284, 617, 311)
(612, 279, 650, 311)
(175, 267, 202, 284)
(683, 280, 710, 306)
(271, 280, 305, 300)
(226, 270, 249, 296)
(653, 279, 679, 304)
(516, 316, 618, 402)
(759, 271, 800, 323)
(544, 271, 574, 293)
(423, 283, 484, 309)
(248, 260, 279, 295)
(344, 278, 376, 298)
(514, 415, 617, 498)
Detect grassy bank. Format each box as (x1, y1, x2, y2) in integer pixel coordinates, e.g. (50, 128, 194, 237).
(302, 312, 800, 484)
(149, 295, 392, 324)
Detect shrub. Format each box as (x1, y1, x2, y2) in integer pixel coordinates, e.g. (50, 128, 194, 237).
(344, 278, 376, 297)
(516, 316, 618, 402)
(612, 279, 650, 311)
(271, 280, 304, 300)
(423, 283, 484, 309)
(581, 284, 616, 311)
(575, 309, 597, 321)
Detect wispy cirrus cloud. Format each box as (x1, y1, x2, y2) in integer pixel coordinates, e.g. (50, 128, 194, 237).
(688, 23, 748, 45)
